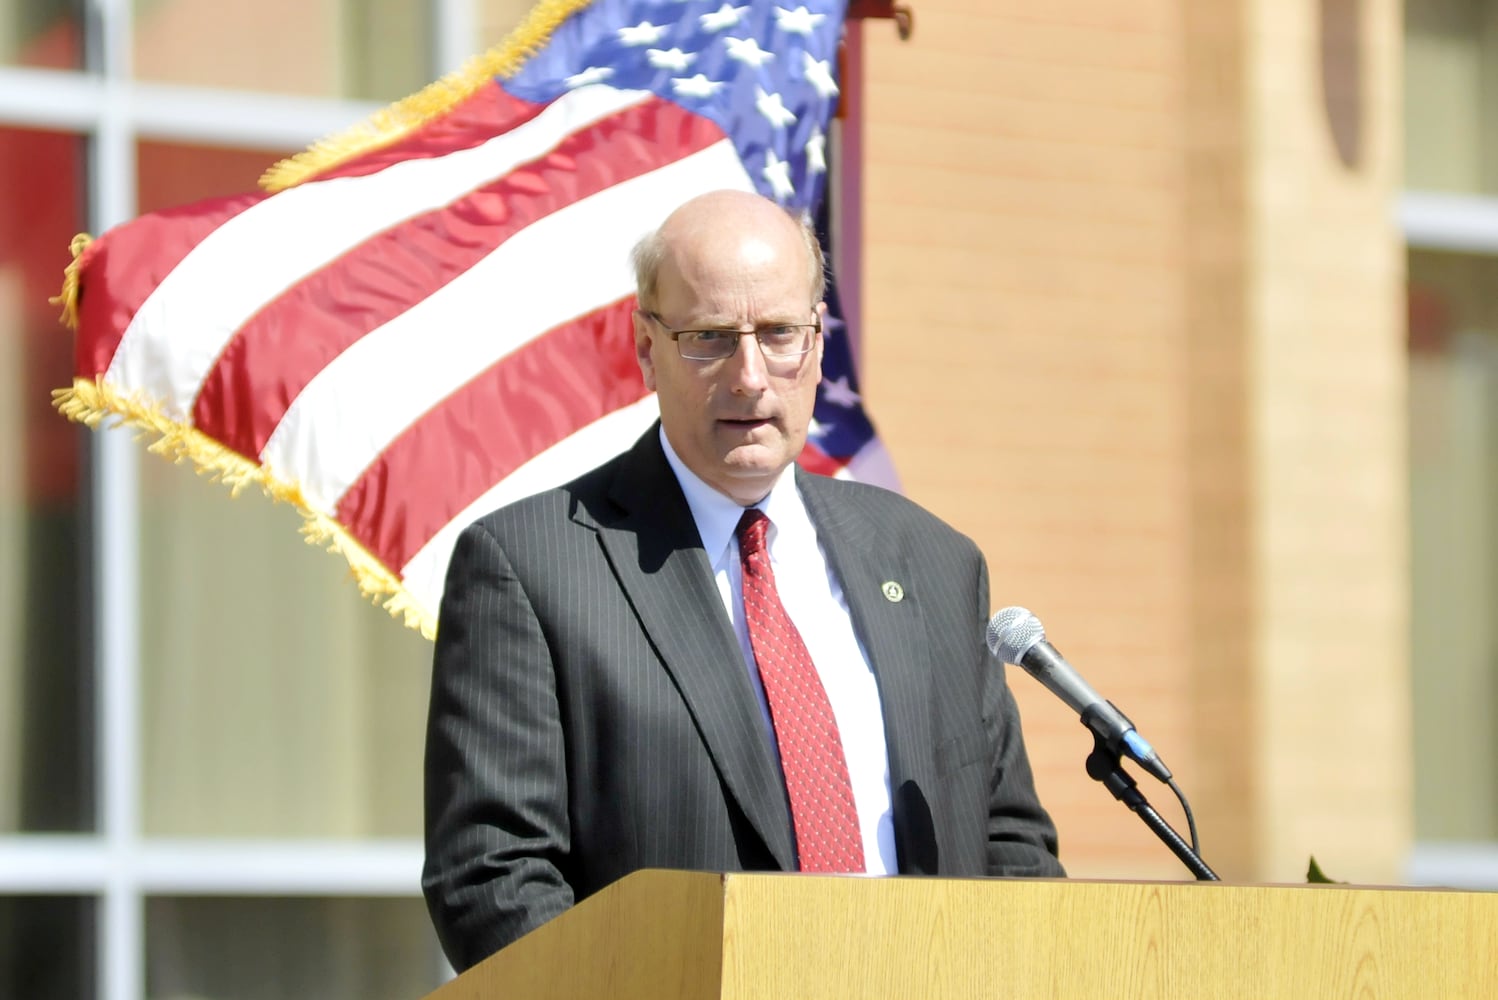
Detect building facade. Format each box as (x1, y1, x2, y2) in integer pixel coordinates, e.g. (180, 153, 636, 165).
(0, 0, 1492, 997)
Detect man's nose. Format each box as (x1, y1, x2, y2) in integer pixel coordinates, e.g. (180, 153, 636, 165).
(725, 333, 770, 391)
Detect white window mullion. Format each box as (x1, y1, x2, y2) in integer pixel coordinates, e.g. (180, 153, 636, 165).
(1402, 191, 1498, 255)
(93, 111, 144, 1000)
(1407, 843, 1498, 890)
(0, 838, 113, 892)
(432, 0, 479, 77)
(0, 69, 378, 150)
(130, 82, 381, 151)
(0, 66, 102, 129)
(136, 840, 424, 895)
(0, 838, 423, 896)
(89, 0, 142, 996)
(1, 5, 477, 995)
(1403, 182, 1498, 888)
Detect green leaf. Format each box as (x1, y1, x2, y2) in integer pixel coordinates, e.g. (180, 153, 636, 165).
(1306, 856, 1344, 884)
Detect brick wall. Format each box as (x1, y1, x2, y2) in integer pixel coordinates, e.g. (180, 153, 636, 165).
(858, 0, 1408, 881)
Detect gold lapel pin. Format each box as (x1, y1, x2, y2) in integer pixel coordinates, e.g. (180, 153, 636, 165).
(881, 581, 904, 603)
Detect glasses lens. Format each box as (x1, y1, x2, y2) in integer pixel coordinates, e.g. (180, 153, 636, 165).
(673, 324, 816, 361)
(759, 325, 814, 357)
(679, 331, 737, 360)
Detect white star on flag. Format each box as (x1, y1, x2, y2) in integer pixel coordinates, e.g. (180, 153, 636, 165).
(700, 3, 750, 31)
(756, 87, 797, 128)
(672, 73, 725, 99)
(775, 5, 827, 35)
(762, 148, 794, 200)
(723, 35, 775, 68)
(808, 417, 833, 438)
(821, 375, 861, 408)
(563, 65, 614, 88)
(617, 21, 669, 45)
(646, 47, 695, 71)
(804, 127, 827, 173)
(802, 51, 839, 98)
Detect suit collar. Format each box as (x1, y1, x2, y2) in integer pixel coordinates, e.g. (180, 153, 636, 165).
(659, 426, 811, 569)
(797, 470, 939, 873)
(586, 428, 796, 868)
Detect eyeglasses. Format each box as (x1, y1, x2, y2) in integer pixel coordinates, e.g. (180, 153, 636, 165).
(643, 312, 821, 362)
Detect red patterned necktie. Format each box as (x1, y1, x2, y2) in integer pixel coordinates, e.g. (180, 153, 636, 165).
(736, 508, 866, 872)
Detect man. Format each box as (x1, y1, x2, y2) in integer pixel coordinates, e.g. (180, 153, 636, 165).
(423, 190, 1063, 972)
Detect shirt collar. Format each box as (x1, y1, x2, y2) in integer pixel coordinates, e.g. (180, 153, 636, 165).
(659, 427, 811, 566)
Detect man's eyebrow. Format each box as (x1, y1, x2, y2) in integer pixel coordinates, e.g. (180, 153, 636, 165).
(679, 314, 812, 329)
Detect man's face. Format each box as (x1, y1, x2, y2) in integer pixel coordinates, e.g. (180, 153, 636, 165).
(634, 216, 824, 505)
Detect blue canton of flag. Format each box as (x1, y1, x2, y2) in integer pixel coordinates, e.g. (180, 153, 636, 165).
(506, 0, 848, 213)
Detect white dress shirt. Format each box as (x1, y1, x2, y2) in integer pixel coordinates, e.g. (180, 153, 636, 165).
(660, 430, 896, 873)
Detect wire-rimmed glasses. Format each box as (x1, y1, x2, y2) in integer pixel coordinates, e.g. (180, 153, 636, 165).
(643, 312, 821, 362)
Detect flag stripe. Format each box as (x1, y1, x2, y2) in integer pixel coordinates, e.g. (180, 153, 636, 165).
(336, 297, 646, 571)
(398, 395, 663, 613)
(194, 91, 724, 462)
(76, 194, 264, 378)
(259, 135, 755, 515)
(262, 132, 754, 514)
(78, 85, 540, 385)
(104, 84, 651, 420)
(795, 442, 843, 477)
(395, 413, 864, 610)
(303, 81, 550, 185)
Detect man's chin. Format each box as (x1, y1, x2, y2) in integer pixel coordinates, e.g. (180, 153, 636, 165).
(709, 445, 791, 496)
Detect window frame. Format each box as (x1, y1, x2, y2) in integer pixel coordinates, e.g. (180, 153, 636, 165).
(0, 2, 475, 996)
(1403, 188, 1498, 889)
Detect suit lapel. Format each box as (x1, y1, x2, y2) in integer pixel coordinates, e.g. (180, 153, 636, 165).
(585, 430, 795, 869)
(798, 472, 938, 869)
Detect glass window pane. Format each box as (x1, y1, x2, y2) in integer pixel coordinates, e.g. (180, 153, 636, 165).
(1408, 248, 1498, 841)
(147, 896, 441, 1000)
(133, 0, 432, 101)
(139, 461, 432, 837)
(136, 138, 290, 213)
(1405, 0, 1498, 195)
(0, 0, 84, 70)
(0, 896, 95, 999)
(0, 126, 93, 834)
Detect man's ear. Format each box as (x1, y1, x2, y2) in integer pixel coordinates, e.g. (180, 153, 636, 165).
(632, 308, 657, 391)
(811, 301, 827, 385)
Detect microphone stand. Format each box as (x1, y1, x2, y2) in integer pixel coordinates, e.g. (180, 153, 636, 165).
(1084, 734, 1220, 881)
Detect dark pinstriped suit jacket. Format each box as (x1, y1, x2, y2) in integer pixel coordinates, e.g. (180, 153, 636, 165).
(422, 427, 1063, 971)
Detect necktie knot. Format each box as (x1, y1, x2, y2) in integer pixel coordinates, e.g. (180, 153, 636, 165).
(736, 508, 770, 560)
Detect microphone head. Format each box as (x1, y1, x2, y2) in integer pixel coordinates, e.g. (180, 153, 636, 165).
(986, 606, 1046, 664)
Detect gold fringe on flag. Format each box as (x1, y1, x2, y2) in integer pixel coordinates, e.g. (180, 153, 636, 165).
(50, 0, 612, 638)
(52, 377, 439, 639)
(260, 0, 596, 192)
(50, 233, 94, 330)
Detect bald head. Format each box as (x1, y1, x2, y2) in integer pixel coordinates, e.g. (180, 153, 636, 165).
(632, 190, 826, 312)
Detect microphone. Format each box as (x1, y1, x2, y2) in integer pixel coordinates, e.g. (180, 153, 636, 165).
(986, 606, 1172, 782)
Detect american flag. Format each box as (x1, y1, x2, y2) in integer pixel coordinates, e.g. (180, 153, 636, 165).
(56, 0, 895, 637)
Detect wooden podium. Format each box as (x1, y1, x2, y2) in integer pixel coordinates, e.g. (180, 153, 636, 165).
(423, 870, 1497, 998)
